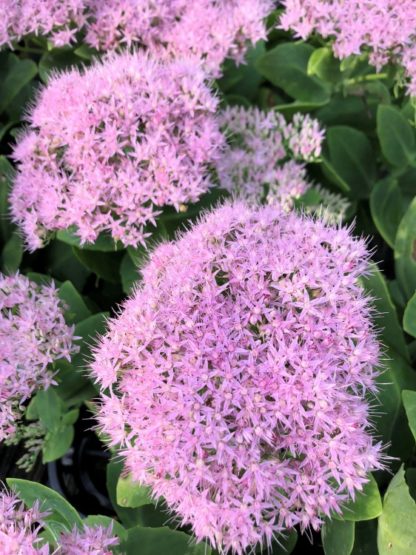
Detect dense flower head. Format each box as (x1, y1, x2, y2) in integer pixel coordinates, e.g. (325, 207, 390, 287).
(11, 52, 223, 250)
(92, 202, 382, 554)
(58, 524, 119, 555)
(0, 0, 86, 48)
(280, 0, 416, 95)
(0, 490, 119, 554)
(84, 0, 274, 76)
(215, 106, 326, 206)
(0, 490, 49, 554)
(0, 273, 77, 441)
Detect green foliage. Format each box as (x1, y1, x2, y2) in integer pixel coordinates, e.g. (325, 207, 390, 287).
(395, 197, 416, 301)
(323, 126, 376, 198)
(7, 478, 83, 539)
(120, 526, 211, 555)
(377, 105, 416, 168)
(370, 178, 405, 248)
(116, 475, 153, 509)
(256, 42, 330, 105)
(335, 475, 382, 522)
(322, 520, 355, 555)
(378, 466, 416, 555)
(403, 390, 416, 441)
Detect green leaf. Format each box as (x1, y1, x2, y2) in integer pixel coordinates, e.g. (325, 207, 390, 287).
(43, 424, 74, 463)
(106, 460, 146, 529)
(120, 252, 138, 295)
(402, 390, 416, 441)
(374, 350, 416, 463)
(1, 231, 23, 273)
(378, 466, 416, 554)
(335, 474, 382, 522)
(25, 396, 39, 420)
(83, 515, 127, 543)
(73, 247, 124, 283)
(395, 197, 416, 301)
(54, 358, 97, 406)
(120, 526, 211, 555)
(46, 240, 90, 291)
(271, 530, 298, 554)
(62, 408, 80, 425)
(38, 50, 80, 84)
(255, 42, 330, 104)
(74, 44, 99, 61)
(351, 520, 378, 555)
(7, 479, 82, 540)
(404, 292, 416, 338)
(57, 229, 124, 252)
(377, 105, 416, 167)
(117, 475, 153, 509)
(322, 520, 355, 555)
(0, 156, 13, 243)
(58, 281, 91, 324)
(324, 126, 376, 198)
(307, 47, 341, 82)
(71, 313, 109, 369)
(370, 178, 405, 248)
(362, 263, 409, 361)
(0, 54, 37, 113)
(36, 388, 63, 432)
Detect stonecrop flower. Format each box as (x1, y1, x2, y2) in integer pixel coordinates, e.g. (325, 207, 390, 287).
(58, 524, 119, 555)
(280, 0, 416, 95)
(215, 106, 343, 221)
(0, 490, 49, 554)
(11, 52, 223, 250)
(84, 0, 273, 76)
(0, 0, 86, 48)
(0, 490, 119, 554)
(92, 203, 383, 554)
(0, 273, 77, 441)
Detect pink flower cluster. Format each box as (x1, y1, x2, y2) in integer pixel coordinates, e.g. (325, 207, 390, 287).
(0, 0, 86, 48)
(0, 273, 77, 441)
(0, 490, 118, 554)
(280, 0, 416, 95)
(85, 0, 274, 76)
(0, 490, 49, 554)
(92, 203, 382, 554)
(58, 524, 119, 555)
(11, 52, 223, 250)
(216, 106, 324, 203)
(0, 1, 273, 76)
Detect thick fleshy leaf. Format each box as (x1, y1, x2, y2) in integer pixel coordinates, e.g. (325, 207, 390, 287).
(322, 519, 355, 555)
(36, 388, 63, 432)
(7, 479, 82, 540)
(71, 313, 109, 369)
(0, 54, 37, 113)
(116, 475, 153, 509)
(373, 349, 416, 463)
(404, 292, 416, 338)
(370, 178, 405, 248)
(378, 466, 416, 554)
(58, 281, 91, 324)
(377, 105, 416, 167)
(120, 526, 211, 555)
(42, 424, 74, 463)
(255, 42, 330, 104)
(402, 390, 416, 441)
(395, 197, 416, 301)
(324, 126, 376, 198)
(335, 474, 382, 522)
(1, 231, 23, 273)
(362, 264, 409, 361)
